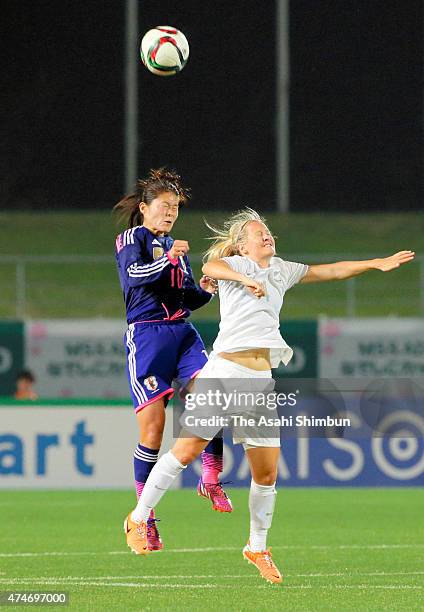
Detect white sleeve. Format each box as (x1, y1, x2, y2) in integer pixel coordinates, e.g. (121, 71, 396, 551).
(221, 255, 249, 274)
(279, 259, 308, 290)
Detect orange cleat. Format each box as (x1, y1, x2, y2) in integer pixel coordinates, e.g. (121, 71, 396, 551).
(124, 513, 149, 555)
(242, 543, 283, 584)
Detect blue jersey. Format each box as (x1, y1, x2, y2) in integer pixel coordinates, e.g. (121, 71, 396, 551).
(115, 225, 212, 324)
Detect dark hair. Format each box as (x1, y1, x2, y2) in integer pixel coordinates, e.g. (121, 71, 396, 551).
(16, 369, 35, 383)
(113, 167, 191, 229)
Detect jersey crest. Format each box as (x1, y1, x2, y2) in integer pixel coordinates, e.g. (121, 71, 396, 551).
(153, 247, 164, 260)
(144, 375, 159, 391)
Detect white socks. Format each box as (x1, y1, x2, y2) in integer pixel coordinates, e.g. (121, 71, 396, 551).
(248, 479, 277, 552)
(131, 453, 276, 553)
(131, 451, 186, 523)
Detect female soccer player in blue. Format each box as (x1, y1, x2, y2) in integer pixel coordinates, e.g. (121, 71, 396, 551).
(114, 168, 232, 552)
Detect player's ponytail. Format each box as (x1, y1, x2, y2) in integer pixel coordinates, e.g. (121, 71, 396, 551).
(204, 208, 266, 261)
(113, 167, 190, 229)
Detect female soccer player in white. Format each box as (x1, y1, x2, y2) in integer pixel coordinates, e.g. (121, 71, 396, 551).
(126, 208, 414, 583)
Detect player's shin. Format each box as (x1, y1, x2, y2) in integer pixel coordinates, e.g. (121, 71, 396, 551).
(131, 451, 187, 523)
(248, 479, 277, 552)
(134, 444, 159, 499)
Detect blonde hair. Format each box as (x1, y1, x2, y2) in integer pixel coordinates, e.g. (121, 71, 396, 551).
(204, 207, 267, 261)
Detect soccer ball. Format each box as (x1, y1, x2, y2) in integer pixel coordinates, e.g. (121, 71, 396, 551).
(140, 26, 189, 77)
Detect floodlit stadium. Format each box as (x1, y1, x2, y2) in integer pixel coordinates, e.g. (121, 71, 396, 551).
(1, 1, 423, 609)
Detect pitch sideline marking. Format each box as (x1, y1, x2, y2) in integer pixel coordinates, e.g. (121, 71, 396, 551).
(0, 544, 423, 558)
(1, 571, 423, 583)
(0, 580, 420, 591)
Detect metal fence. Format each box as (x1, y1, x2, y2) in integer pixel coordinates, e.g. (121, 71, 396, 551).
(1, 254, 423, 319)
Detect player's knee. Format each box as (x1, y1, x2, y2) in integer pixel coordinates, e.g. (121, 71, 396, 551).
(254, 469, 277, 486)
(140, 426, 163, 449)
(175, 450, 196, 465)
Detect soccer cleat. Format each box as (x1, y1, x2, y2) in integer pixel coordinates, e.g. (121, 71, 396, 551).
(147, 509, 163, 552)
(197, 477, 233, 513)
(124, 513, 149, 555)
(242, 543, 283, 584)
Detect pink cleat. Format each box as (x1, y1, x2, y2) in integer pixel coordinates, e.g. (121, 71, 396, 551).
(147, 509, 163, 551)
(197, 477, 233, 513)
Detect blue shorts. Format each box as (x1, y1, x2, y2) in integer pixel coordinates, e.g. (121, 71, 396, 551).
(124, 320, 208, 412)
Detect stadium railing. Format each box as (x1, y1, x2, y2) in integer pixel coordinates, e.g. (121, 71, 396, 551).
(0, 254, 423, 319)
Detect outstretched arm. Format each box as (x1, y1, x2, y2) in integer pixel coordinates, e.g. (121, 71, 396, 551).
(301, 251, 415, 283)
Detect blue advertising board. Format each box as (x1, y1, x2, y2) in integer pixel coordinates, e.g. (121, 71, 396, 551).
(183, 436, 424, 487)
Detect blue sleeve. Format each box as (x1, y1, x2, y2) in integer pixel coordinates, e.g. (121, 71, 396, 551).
(181, 256, 213, 311)
(116, 230, 177, 288)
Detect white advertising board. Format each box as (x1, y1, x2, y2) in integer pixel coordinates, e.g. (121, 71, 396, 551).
(0, 404, 178, 488)
(26, 320, 128, 398)
(319, 318, 424, 377)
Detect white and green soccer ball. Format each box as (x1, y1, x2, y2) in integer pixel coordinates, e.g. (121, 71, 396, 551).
(140, 26, 189, 76)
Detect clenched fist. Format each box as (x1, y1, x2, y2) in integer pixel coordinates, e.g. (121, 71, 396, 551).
(169, 240, 189, 259)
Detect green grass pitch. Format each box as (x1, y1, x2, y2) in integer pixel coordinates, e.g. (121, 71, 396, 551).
(0, 211, 423, 318)
(0, 489, 423, 610)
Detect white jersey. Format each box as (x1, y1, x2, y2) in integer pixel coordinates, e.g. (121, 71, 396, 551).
(211, 255, 308, 368)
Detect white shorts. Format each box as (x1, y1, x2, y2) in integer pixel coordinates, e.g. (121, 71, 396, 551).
(182, 355, 281, 449)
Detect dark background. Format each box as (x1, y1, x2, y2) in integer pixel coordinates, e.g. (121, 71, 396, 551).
(1, 0, 422, 211)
